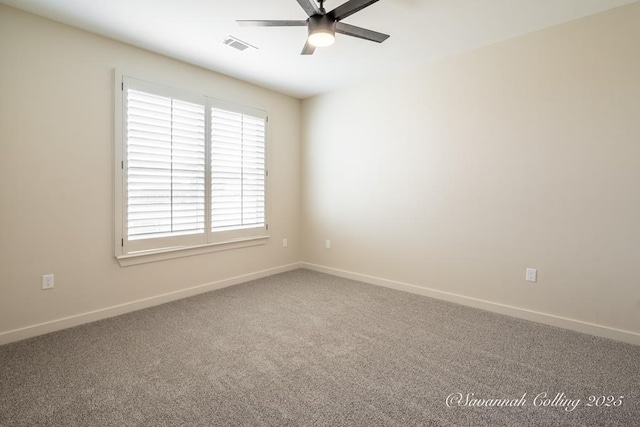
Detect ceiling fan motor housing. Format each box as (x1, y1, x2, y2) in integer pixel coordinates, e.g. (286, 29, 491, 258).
(308, 14, 336, 39)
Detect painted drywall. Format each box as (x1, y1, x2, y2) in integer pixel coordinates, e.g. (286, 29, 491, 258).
(0, 6, 301, 341)
(301, 3, 640, 336)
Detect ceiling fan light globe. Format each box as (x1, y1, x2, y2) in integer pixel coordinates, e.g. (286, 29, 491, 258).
(308, 30, 335, 47)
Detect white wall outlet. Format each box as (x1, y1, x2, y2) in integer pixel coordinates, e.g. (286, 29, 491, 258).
(42, 274, 55, 290)
(525, 268, 537, 282)
(325, 240, 331, 249)
(282, 238, 288, 248)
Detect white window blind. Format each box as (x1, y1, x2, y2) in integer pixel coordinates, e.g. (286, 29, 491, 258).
(118, 76, 268, 256)
(211, 108, 266, 231)
(126, 89, 206, 241)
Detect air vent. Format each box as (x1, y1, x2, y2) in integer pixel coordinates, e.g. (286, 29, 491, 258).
(222, 36, 257, 52)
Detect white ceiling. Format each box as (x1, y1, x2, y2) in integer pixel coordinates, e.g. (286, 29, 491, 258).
(2, 0, 637, 98)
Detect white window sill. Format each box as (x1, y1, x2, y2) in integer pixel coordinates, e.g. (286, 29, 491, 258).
(117, 236, 269, 267)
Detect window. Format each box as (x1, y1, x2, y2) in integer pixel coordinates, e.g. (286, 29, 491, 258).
(115, 75, 268, 261)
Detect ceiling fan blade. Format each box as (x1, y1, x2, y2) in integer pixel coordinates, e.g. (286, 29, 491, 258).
(335, 22, 389, 43)
(296, 0, 321, 17)
(237, 20, 307, 27)
(330, 0, 380, 21)
(301, 40, 316, 55)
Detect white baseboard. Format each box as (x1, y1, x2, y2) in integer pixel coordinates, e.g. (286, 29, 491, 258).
(0, 262, 302, 346)
(4, 262, 638, 347)
(301, 262, 640, 346)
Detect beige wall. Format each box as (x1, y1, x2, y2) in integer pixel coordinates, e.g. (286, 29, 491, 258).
(2, 3, 640, 345)
(0, 6, 301, 341)
(301, 3, 640, 337)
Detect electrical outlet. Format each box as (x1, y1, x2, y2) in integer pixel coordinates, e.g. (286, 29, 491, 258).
(42, 274, 54, 290)
(525, 268, 537, 282)
(282, 238, 288, 248)
(325, 240, 331, 249)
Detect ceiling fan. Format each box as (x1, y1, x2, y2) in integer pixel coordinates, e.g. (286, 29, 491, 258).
(237, 0, 390, 55)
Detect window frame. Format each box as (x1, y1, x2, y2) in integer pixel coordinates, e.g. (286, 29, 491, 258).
(114, 71, 269, 266)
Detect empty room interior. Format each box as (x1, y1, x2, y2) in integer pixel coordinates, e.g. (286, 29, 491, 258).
(1, 0, 639, 425)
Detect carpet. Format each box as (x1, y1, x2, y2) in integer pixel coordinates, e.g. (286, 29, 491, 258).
(1, 269, 638, 426)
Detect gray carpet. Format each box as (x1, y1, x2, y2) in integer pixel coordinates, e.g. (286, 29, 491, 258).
(1, 269, 639, 426)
